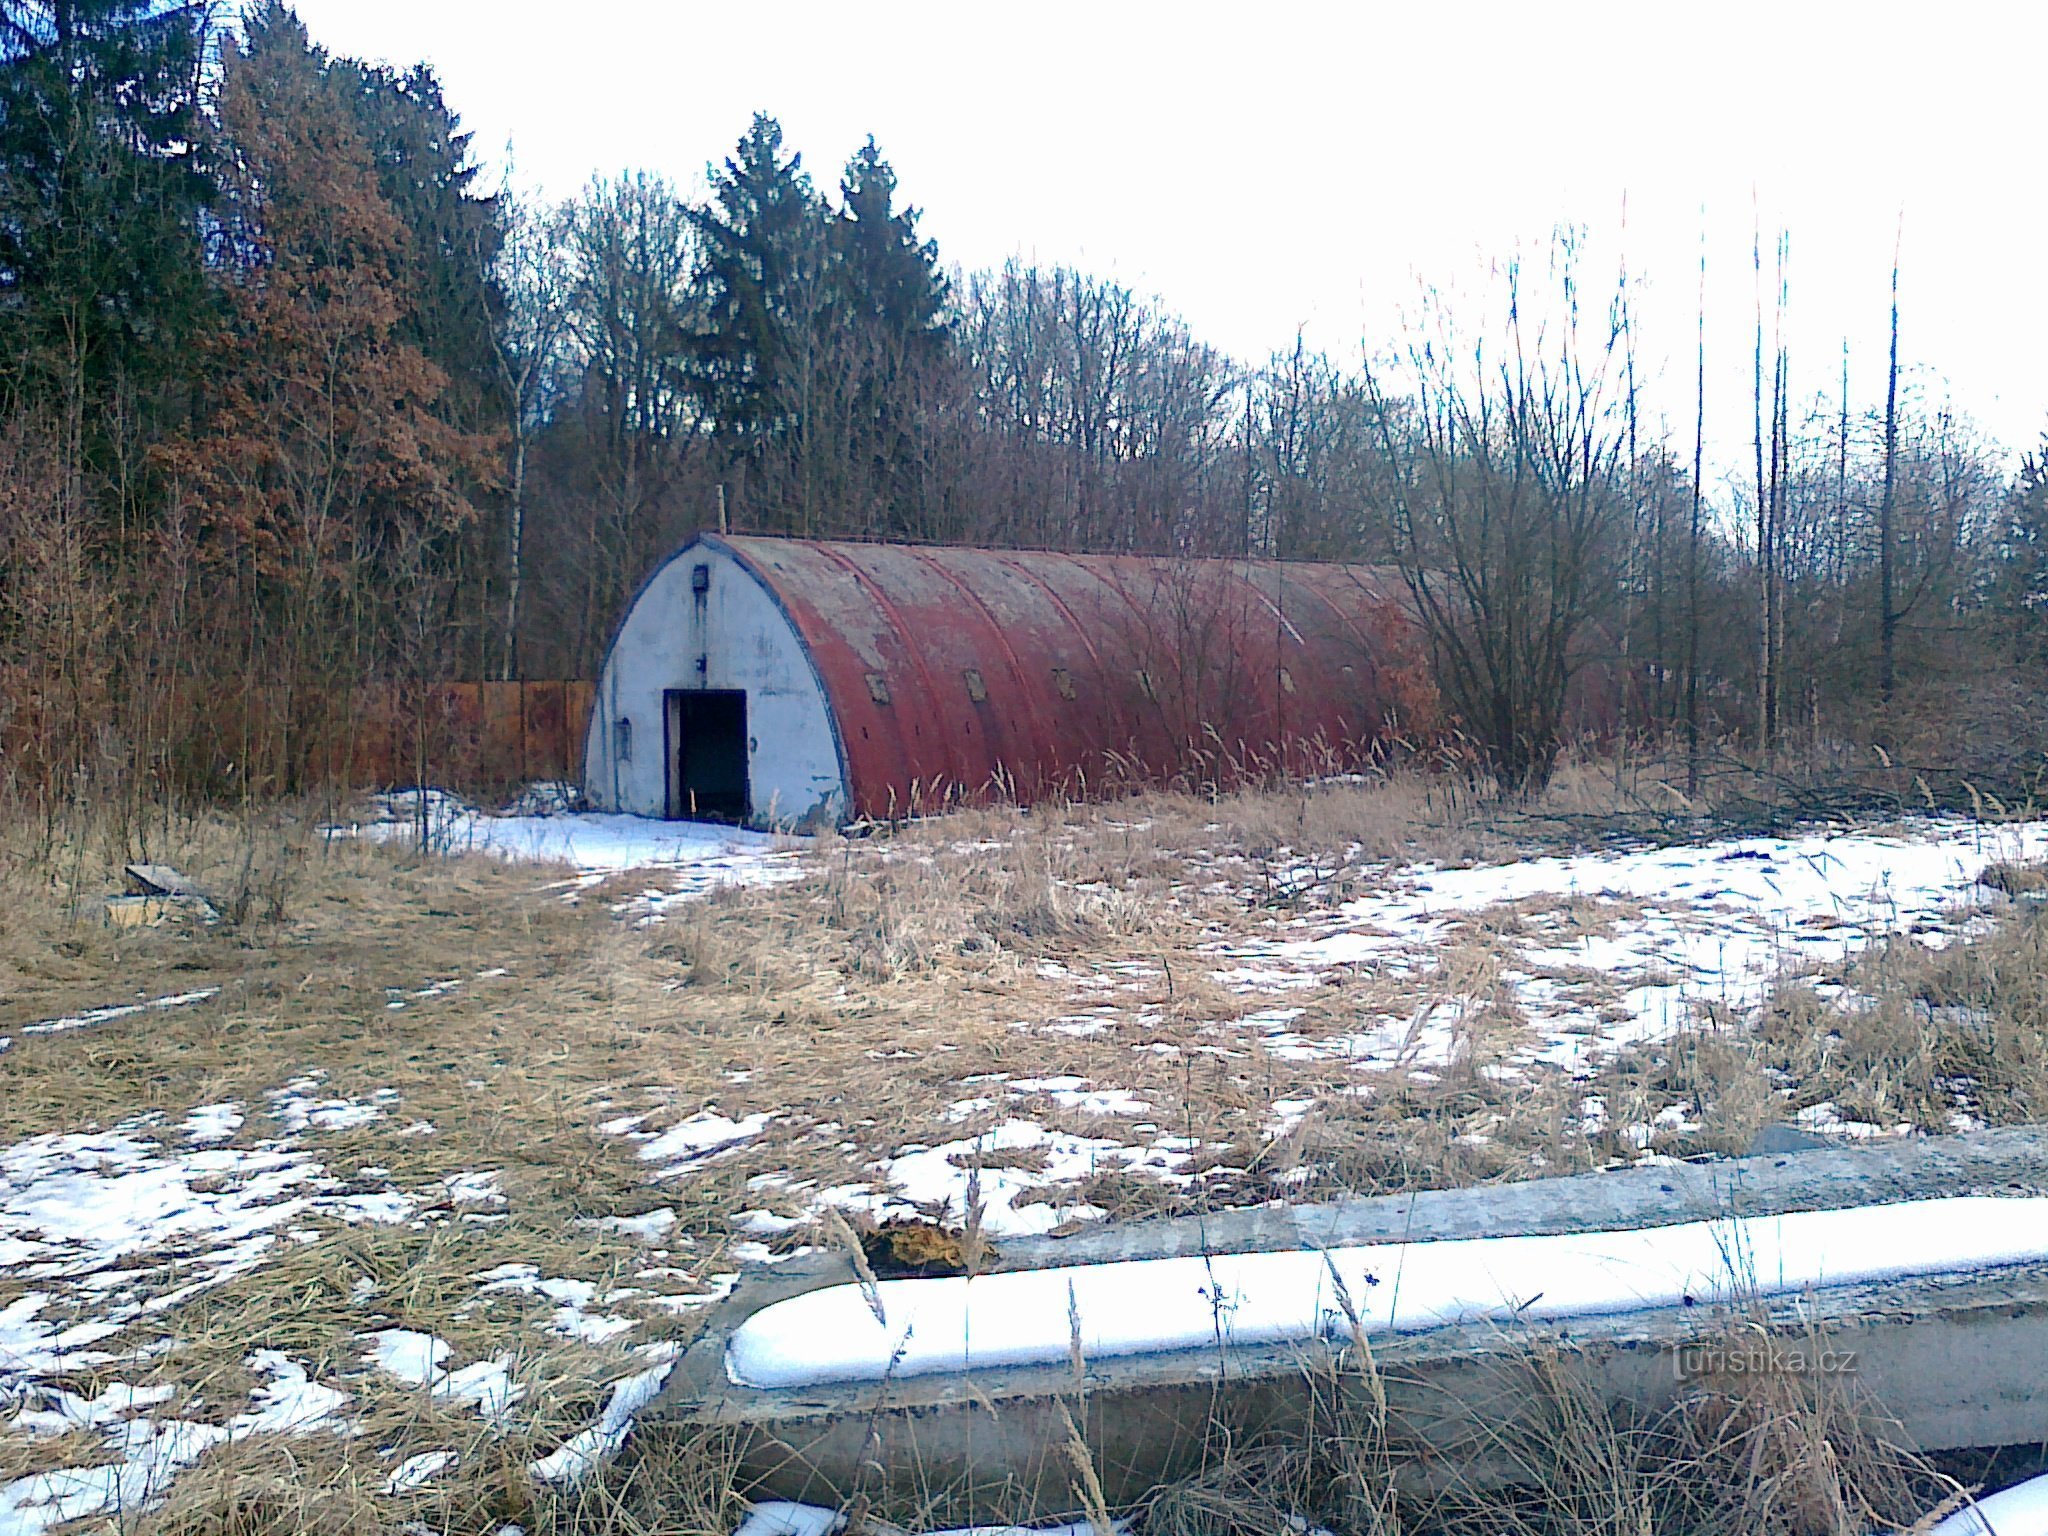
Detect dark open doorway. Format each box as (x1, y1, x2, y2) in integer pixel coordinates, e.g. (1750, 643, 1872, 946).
(664, 689, 750, 823)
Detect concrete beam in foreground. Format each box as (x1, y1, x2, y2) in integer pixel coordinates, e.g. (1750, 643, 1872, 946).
(648, 1127, 2048, 1519)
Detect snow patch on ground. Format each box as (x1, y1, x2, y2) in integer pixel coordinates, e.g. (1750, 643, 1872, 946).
(604, 1110, 774, 1179)
(474, 1265, 638, 1344)
(820, 1117, 1198, 1238)
(330, 788, 810, 903)
(1005, 1076, 1152, 1116)
(7, 1382, 177, 1437)
(14, 989, 219, 1045)
(527, 1347, 678, 1485)
(590, 1207, 676, 1241)
(364, 1327, 447, 1385)
(268, 1075, 395, 1135)
(382, 1449, 457, 1494)
(0, 1087, 496, 1407)
(181, 1103, 243, 1145)
(0, 1130, 386, 1372)
(0, 1350, 345, 1536)
(364, 1327, 523, 1418)
(1218, 821, 2048, 1072)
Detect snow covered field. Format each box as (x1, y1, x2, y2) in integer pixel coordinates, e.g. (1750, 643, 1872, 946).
(8, 790, 2048, 1532)
(0, 1071, 724, 1534)
(733, 816, 2048, 1239)
(1, 790, 807, 1533)
(1225, 819, 2048, 1072)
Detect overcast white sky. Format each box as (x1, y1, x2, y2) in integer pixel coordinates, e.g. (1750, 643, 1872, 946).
(291, 0, 2045, 484)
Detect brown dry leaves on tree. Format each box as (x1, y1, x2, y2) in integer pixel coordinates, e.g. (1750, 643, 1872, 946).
(156, 9, 499, 595)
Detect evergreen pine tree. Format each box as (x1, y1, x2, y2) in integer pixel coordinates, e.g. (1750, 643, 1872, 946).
(834, 136, 946, 347)
(330, 51, 509, 674)
(832, 137, 951, 535)
(2001, 442, 2048, 665)
(688, 113, 831, 459)
(0, 0, 216, 444)
(332, 55, 505, 430)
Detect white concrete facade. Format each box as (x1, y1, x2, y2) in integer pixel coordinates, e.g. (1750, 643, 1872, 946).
(583, 539, 848, 828)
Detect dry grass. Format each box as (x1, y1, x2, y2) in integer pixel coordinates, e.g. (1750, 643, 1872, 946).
(1571, 874, 2048, 1166)
(1378, 1334, 1948, 1536)
(0, 804, 749, 1533)
(1, 770, 2041, 1534)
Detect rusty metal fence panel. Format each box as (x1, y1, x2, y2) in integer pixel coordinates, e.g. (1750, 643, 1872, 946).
(0, 679, 596, 801)
(355, 681, 592, 791)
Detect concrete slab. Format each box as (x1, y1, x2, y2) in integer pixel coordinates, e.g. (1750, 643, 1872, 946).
(649, 1127, 2048, 1518)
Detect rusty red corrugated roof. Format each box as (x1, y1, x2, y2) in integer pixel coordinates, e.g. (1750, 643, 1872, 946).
(709, 536, 1438, 820)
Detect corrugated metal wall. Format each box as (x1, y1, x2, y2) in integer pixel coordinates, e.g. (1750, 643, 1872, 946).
(715, 537, 1437, 820)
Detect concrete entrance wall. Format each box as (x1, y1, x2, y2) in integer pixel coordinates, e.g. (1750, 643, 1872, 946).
(585, 541, 846, 829)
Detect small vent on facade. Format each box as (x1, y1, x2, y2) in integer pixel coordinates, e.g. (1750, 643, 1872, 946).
(962, 668, 987, 703)
(613, 716, 633, 763)
(1052, 667, 1076, 701)
(691, 563, 710, 594)
(865, 673, 892, 704)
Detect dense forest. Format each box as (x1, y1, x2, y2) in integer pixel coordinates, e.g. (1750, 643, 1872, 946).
(2, 0, 2044, 808)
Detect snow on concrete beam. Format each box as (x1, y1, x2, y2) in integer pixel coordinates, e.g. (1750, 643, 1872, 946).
(650, 1126, 2048, 1516)
(724, 1196, 2048, 1389)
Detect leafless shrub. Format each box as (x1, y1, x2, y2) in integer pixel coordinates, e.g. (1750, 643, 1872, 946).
(1364, 233, 1633, 797)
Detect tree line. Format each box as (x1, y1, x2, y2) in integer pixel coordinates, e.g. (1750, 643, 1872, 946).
(1, 0, 2042, 808)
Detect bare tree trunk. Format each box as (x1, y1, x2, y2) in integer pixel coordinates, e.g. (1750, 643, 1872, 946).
(1879, 226, 1901, 706)
(1686, 221, 1706, 798)
(1773, 240, 1790, 756)
(1618, 269, 1639, 795)
(1836, 341, 1850, 592)
(503, 429, 525, 680)
(1762, 232, 1787, 759)
(1752, 214, 1768, 754)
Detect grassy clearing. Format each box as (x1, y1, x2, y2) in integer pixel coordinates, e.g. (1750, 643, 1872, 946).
(2, 764, 2043, 1533)
(1526, 866, 2048, 1175)
(0, 805, 743, 1533)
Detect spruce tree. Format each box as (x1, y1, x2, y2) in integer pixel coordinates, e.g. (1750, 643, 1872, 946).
(834, 137, 947, 348)
(330, 52, 508, 674)
(831, 137, 952, 536)
(0, 0, 216, 447)
(2001, 443, 2048, 666)
(688, 113, 831, 457)
(332, 55, 505, 430)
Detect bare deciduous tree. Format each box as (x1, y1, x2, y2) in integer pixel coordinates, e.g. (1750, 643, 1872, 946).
(555, 172, 701, 667)
(1364, 235, 1630, 795)
(484, 183, 574, 680)
(1879, 225, 1902, 705)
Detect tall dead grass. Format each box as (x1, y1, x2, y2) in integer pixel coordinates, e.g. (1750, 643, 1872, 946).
(3, 776, 2042, 1535)
(1575, 872, 2048, 1165)
(554, 1332, 1961, 1536)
